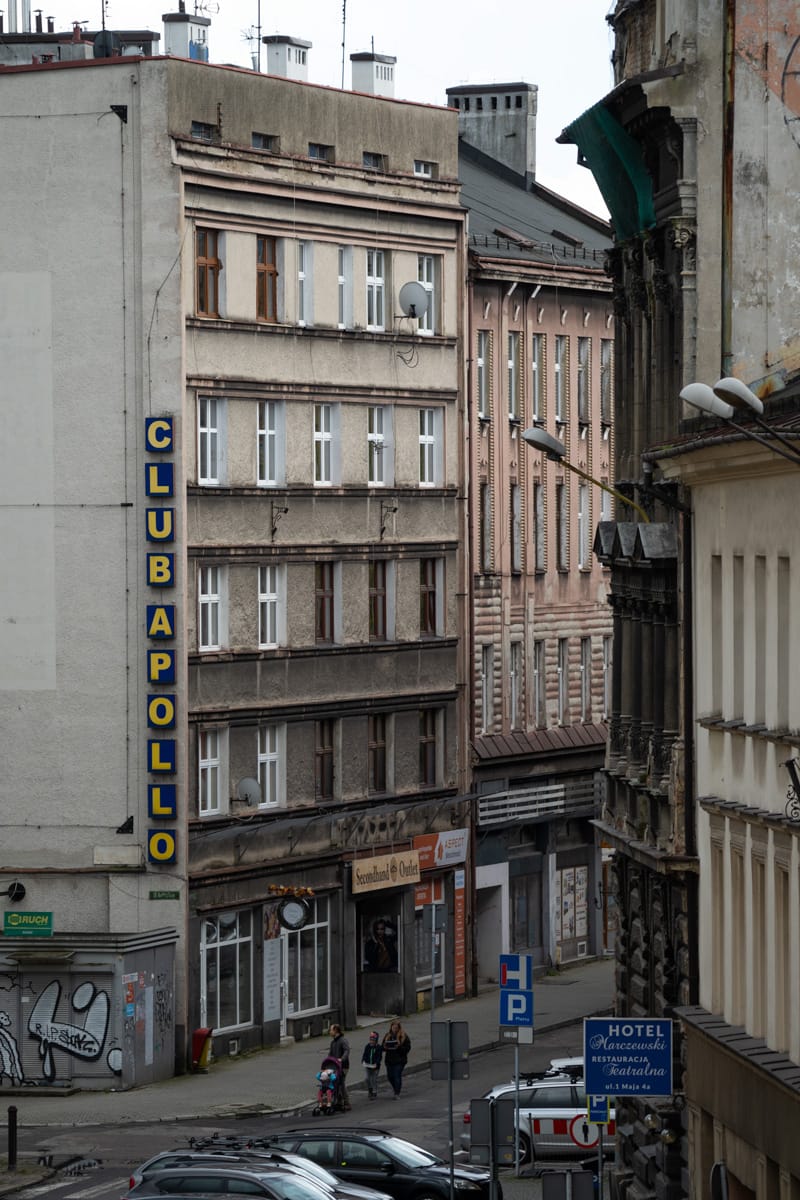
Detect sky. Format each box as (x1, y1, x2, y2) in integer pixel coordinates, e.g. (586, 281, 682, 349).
(38, 0, 615, 216)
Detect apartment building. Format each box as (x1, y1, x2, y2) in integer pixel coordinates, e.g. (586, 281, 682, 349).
(0, 27, 469, 1083)
(447, 83, 615, 976)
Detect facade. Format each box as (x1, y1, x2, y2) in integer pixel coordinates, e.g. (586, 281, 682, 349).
(562, 2, 800, 1198)
(0, 35, 469, 1084)
(448, 83, 615, 978)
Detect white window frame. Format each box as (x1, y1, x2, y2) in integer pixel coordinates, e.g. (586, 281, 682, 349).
(417, 253, 436, 335)
(366, 249, 385, 332)
(600, 338, 613, 427)
(578, 482, 591, 569)
(580, 637, 592, 722)
(419, 407, 442, 487)
(198, 395, 220, 485)
(510, 640, 522, 730)
(199, 727, 223, 816)
(557, 637, 569, 724)
(511, 483, 523, 572)
(285, 896, 330, 1015)
(258, 723, 286, 808)
(556, 481, 569, 571)
(297, 240, 313, 326)
(257, 399, 285, 487)
(477, 330, 490, 419)
(533, 640, 546, 728)
(200, 910, 252, 1031)
(577, 336, 591, 424)
(338, 245, 353, 330)
(198, 565, 223, 651)
(258, 563, 285, 648)
(480, 481, 492, 572)
(414, 159, 435, 178)
(314, 402, 339, 485)
(602, 635, 612, 719)
(368, 405, 393, 486)
(508, 332, 521, 420)
(555, 334, 568, 424)
(600, 480, 613, 523)
(532, 332, 544, 422)
(533, 481, 545, 571)
(480, 644, 494, 733)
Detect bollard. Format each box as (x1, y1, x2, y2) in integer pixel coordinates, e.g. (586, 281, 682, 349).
(7, 1105, 17, 1171)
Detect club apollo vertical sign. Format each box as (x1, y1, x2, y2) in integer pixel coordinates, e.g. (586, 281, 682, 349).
(144, 418, 178, 864)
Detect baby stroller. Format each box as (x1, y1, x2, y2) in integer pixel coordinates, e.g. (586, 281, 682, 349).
(313, 1055, 345, 1116)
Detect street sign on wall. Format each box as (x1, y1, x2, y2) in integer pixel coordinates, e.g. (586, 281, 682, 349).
(584, 1017, 673, 1096)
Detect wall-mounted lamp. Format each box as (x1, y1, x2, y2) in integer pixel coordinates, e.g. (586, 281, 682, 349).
(2, 882, 26, 903)
(782, 758, 800, 820)
(643, 1112, 660, 1132)
(522, 426, 651, 524)
(681, 380, 800, 466)
(380, 499, 398, 540)
(271, 501, 289, 539)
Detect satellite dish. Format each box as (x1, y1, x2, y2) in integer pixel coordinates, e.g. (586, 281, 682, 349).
(237, 778, 262, 806)
(398, 281, 429, 320)
(93, 30, 120, 58)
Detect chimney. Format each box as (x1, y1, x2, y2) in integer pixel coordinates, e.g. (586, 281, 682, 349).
(445, 82, 538, 187)
(162, 6, 210, 61)
(47, 16, 54, 32)
(262, 35, 311, 81)
(350, 50, 396, 98)
(34, 9, 42, 32)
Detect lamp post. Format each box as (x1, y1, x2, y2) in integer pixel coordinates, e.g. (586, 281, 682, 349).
(521, 426, 651, 524)
(681, 380, 800, 466)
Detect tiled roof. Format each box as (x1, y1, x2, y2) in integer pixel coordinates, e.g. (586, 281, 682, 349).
(473, 722, 607, 761)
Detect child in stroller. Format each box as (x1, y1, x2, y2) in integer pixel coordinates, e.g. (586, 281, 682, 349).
(313, 1055, 345, 1115)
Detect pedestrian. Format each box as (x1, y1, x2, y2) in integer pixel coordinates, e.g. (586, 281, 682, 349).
(382, 1019, 411, 1097)
(361, 1030, 383, 1100)
(328, 1023, 351, 1110)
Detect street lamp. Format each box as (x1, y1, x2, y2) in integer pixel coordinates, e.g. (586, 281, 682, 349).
(521, 426, 651, 524)
(680, 380, 800, 466)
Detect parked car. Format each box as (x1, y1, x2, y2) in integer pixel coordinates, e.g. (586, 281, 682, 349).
(263, 1127, 499, 1200)
(460, 1066, 614, 1166)
(125, 1166, 341, 1200)
(129, 1147, 392, 1200)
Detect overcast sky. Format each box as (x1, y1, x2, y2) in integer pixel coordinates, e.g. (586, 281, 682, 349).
(40, 0, 615, 215)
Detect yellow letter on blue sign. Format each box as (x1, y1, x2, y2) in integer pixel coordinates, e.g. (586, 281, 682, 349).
(145, 417, 173, 452)
(148, 695, 176, 728)
(147, 605, 175, 638)
(148, 650, 175, 683)
(147, 554, 174, 586)
(146, 509, 175, 542)
(145, 463, 174, 497)
(149, 785, 177, 819)
(148, 829, 177, 863)
(148, 740, 176, 773)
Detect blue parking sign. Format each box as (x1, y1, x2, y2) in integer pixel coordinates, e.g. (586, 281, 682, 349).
(499, 989, 534, 1026)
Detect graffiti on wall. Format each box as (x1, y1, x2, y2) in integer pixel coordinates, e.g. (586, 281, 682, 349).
(0, 1012, 23, 1086)
(28, 980, 117, 1082)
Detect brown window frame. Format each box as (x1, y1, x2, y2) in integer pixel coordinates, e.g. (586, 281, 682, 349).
(419, 558, 437, 636)
(369, 561, 387, 641)
(368, 714, 387, 794)
(196, 228, 221, 318)
(315, 719, 334, 801)
(256, 235, 278, 322)
(315, 562, 334, 643)
(419, 709, 437, 786)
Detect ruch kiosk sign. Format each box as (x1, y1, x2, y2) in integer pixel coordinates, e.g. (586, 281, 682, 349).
(584, 1017, 673, 1096)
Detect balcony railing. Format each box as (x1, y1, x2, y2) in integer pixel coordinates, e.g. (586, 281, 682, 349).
(477, 777, 600, 827)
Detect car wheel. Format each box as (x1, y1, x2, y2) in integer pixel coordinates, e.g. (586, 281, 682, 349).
(518, 1132, 533, 1166)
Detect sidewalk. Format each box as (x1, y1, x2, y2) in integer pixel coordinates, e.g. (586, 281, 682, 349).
(5, 956, 614, 1130)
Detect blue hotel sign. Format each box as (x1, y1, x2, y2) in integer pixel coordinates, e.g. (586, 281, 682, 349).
(584, 1018, 673, 1097)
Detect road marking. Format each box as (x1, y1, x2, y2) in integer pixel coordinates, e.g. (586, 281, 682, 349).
(65, 1177, 129, 1199)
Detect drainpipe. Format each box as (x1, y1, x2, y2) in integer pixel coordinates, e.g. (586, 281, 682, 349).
(721, 0, 735, 373)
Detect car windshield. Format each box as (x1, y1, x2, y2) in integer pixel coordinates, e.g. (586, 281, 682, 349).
(282, 1158, 338, 1189)
(372, 1138, 441, 1168)
(258, 1175, 332, 1200)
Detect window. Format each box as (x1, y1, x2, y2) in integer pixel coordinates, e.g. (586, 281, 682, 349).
(366, 250, 385, 331)
(533, 640, 545, 727)
(368, 714, 387, 793)
(418, 407, 441, 486)
(198, 565, 222, 651)
(600, 338, 613, 427)
(315, 719, 334, 800)
(308, 142, 333, 162)
(480, 481, 492, 572)
(338, 246, 353, 329)
(191, 120, 215, 143)
(315, 562, 335, 643)
(556, 481, 569, 571)
(419, 557, 443, 637)
(285, 895, 330, 1014)
(198, 396, 220, 484)
(555, 334, 569, 423)
(578, 482, 591, 569)
(480, 645, 493, 733)
(313, 402, 335, 485)
(369, 560, 387, 641)
(511, 483, 522, 572)
(508, 332, 522, 420)
(196, 228, 221, 317)
(257, 399, 284, 487)
(256, 235, 278, 322)
(419, 709, 438, 786)
(602, 635, 612, 719)
(532, 333, 545, 422)
(557, 638, 569, 724)
(600, 480, 613, 522)
(258, 564, 285, 648)
(368, 405, 389, 485)
(477, 330, 491, 419)
(533, 481, 545, 571)
(577, 336, 591, 424)
(200, 911, 252, 1030)
(199, 728, 222, 815)
(511, 874, 541, 952)
(258, 723, 285, 807)
(252, 131, 278, 151)
(510, 641, 522, 730)
(417, 254, 436, 335)
(580, 637, 592, 722)
(363, 151, 387, 171)
(297, 241, 313, 326)
(414, 159, 436, 178)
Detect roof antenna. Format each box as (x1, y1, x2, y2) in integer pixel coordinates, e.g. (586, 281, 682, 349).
(340, 0, 346, 88)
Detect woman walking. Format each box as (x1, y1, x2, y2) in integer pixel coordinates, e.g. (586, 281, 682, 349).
(382, 1019, 411, 1098)
(328, 1023, 352, 1111)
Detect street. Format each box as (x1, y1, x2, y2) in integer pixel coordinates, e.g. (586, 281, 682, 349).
(3, 1022, 593, 1200)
